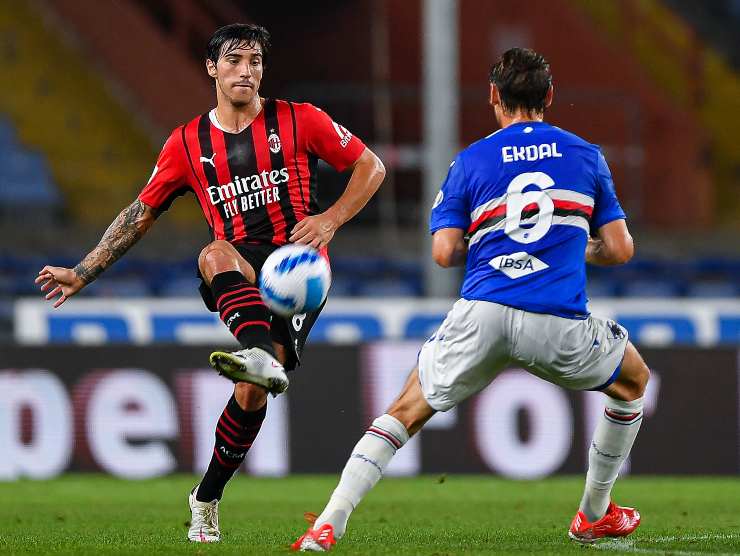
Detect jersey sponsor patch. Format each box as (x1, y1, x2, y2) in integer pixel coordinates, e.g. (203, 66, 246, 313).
(489, 252, 549, 279)
(331, 121, 353, 148)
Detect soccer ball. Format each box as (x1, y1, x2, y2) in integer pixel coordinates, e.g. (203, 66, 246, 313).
(259, 244, 331, 316)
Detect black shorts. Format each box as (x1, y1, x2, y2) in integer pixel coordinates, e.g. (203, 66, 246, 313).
(198, 242, 325, 371)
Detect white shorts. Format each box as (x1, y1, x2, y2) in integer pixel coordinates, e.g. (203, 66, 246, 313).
(418, 299, 629, 412)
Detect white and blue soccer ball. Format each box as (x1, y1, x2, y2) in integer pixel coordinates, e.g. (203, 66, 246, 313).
(259, 244, 331, 317)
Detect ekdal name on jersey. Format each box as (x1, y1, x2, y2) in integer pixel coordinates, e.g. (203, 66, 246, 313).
(208, 168, 289, 219)
(502, 142, 562, 163)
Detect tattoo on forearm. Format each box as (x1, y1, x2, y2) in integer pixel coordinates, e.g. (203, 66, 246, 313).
(74, 200, 148, 284)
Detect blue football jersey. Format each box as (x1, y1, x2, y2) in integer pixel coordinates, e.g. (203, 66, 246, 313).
(430, 121, 625, 319)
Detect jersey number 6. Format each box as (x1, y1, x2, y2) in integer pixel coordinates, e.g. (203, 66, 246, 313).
(504, 171, 555, 244)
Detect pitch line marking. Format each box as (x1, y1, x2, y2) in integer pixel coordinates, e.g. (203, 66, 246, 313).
(591, 533, 740, 555)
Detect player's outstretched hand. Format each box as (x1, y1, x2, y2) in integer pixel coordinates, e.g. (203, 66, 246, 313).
(35, 266, 86, 308)
(289, 213, 336, 249)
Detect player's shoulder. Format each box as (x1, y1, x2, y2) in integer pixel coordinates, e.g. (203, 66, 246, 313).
(169, 112, 211, 140)
(176, 112, 210, 131)
(546, 124, 600, 152)
(455, 127, 509, 165)
(286, 100, 328, 120)
(167, 113, 207, 139)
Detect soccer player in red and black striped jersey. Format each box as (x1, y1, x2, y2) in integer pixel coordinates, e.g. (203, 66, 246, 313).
(35, 23, 385, 542)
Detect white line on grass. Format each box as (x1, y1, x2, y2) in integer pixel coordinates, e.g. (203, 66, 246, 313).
(590, 533, 740, 556)
(651, 533, 740, 543)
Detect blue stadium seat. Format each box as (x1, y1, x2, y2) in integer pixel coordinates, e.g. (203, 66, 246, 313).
(586, 278, 619, 298)
(327, 275, 356, 297)
(87, 277, 153, 298)
(0, 118, 17, 146)
(621, 279, 683, 298)
(355, 278, 421, 297)
(686, 280, 738, 298)
(0, 118, 63, 209)
(158, 276, 202, 297)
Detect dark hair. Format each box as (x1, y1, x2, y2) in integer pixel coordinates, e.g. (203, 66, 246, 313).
(206, 23, 271, 63)
(489, 48, 552, 115)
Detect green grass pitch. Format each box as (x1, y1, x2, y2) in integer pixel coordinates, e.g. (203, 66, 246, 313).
(1, 475, 738, 555)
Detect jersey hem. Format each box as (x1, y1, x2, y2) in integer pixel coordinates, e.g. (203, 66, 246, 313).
(460, 295, 590, 320)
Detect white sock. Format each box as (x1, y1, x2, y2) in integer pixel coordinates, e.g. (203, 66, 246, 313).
(580, 396, 644, 522)
(314, 414, 409, 538)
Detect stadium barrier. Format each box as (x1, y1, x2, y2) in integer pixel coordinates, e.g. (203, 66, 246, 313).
(13, 297, 740, 346)
(0, 343, 737, 480)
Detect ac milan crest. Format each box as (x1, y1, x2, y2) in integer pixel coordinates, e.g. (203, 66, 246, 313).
(268, 131, 282, 154)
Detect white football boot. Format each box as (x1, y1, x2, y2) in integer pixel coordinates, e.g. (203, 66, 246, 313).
(188, 485, 220, 543)
(209, 347, 289, 396)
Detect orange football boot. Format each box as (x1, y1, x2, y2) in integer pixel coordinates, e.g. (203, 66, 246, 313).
(569, 501, 641, 543)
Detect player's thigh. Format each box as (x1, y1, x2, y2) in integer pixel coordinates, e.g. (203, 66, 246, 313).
(418, 299, 512, 412)
(514, 312, 629, 391)
(603, 341, 650, 401)
(387, 367, 436, 437)
(198, 240, 257, 285)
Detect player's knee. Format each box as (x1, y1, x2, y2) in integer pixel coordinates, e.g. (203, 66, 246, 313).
(617, 360, 650, 401)
(233, 382, 268, 411)
(632, 362, 650, 397)
(198, 241, 234, 274)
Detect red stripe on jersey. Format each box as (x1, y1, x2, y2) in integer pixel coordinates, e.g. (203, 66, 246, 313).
(251, 114, 287, 244)
(190, 116, 227, 240)
(468, 205, 506, 234)
(277, 100, 308, 222)
(182, 119, 219, 238)
(289, 102, 313, 217)
(553, 199, 594, 217)
(210, 124, 247, 240)
(468, 199, 593, 234)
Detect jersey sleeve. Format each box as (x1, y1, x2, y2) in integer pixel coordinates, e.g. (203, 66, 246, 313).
(591, 151, 626, 231)
(300, 104, 366, 171)
(429, 154, 470, 233)
(138, 129, 190, 213)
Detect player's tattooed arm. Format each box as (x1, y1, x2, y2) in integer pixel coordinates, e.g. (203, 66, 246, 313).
(73, 200, 157, 284)
(36, 200, 158, 308)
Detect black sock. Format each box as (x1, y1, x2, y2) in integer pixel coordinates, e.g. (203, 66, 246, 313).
(196, 395, 267, 502)
(211, 271, 274, 354)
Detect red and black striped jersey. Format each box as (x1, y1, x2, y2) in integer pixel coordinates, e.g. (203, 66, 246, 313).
(138, 98, 366, 245)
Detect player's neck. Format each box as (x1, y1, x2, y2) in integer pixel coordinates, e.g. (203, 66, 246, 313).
(214, 96, 263, 133)
(498, 110, 544, 129)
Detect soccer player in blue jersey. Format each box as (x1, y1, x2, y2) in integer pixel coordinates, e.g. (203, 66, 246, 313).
(292, 48, 651, 551)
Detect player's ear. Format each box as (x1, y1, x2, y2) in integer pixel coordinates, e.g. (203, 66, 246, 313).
(206, 58, 218, 79)
(489, 84, 500, 108)
(544, 84, 554, 109)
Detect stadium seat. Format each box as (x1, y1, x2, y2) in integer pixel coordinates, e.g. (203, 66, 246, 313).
(87, 277, 153, 298)
(586, 278, 619, 298)
(327, 275, 356, 297)
(686, 280, 738, 298)
(0, 118, 16, 146)
(621, 279, 683, 298)
(0, 120, 63, 208)
(355, 278, 421, 297)
(157, 277, 203, 297)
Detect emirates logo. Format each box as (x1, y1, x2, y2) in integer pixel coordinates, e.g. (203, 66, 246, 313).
(268, 131, 281, 154)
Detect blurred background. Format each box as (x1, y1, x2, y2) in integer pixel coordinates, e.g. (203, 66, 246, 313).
(0, 0, 738, 481)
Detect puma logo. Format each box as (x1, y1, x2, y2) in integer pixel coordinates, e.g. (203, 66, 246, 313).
(199, 153, 217, 168)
